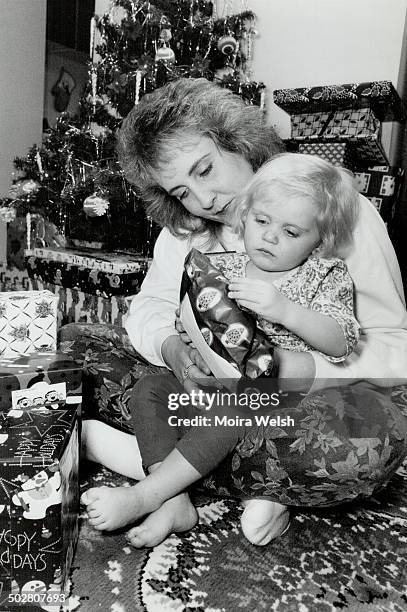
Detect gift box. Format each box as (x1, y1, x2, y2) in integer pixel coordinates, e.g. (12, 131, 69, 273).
(0, 400, 80, 608)
(6, 214, 66, 272)
(180, 249, 277, 380)
(274, 80, 406, 167)
(0, 266, 30, 293)
(286, 140, 357, 170)
(290, 108, 380, 140)
(273, 81, 406, 121)
(353, 165, 405, 221)
(27, 278, 132, 328)
(25, 248, 150, 298)
(0, 351, 82, 414)
(0, 291, 58, 357)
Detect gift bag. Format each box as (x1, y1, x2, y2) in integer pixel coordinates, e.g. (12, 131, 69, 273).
(179, 249, 277, 381)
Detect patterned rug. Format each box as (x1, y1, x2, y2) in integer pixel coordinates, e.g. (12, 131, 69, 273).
(66, 457, 407, 612)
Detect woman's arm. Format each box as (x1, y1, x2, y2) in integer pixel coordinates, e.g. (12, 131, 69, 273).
(125, 228, 190, 367)
(312, 195, 407, 388)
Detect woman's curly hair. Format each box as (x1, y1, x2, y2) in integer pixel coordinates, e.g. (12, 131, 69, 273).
(117, 78, 284, 237)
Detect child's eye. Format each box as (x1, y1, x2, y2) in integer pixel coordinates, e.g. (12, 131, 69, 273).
(199, 163, 212, 178)
(285, 229, 299, 238)
(255, 217, 268, 225)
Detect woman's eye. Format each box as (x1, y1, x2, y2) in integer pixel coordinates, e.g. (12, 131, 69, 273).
(178, 189, 189, 201)
(199, 163, 212, 178)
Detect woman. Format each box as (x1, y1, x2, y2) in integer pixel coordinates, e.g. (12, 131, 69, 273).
(82, 78, 407, 547)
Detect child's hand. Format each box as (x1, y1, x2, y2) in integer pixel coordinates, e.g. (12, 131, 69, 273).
(228, 278, 288, 324)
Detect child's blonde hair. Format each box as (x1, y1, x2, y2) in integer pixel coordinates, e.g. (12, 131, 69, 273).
(234, 153, 360, 258)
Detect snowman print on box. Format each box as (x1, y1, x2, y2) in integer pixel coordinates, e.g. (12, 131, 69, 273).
(12, 468, 62, 520)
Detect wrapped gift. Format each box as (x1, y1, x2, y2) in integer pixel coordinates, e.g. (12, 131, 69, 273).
(274, 80, 406, 167)
(286, 140, 357, 171)
(6, 214, 66, 272)
(353, 165, 405, 221)
(0, 291, 58, 357)
(0, 266, 30, 292)
(180, 249, 277, 380)
(290, 108, 380, 140)
(273, 81, 406, 121)
(27, 278, 132, 328)
(0, 351, 82, 414)
(25, 249, 149, 298)
(0, 400, 80, 608)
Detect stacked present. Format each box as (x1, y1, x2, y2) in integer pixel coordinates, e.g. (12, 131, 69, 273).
(23, 247, 151, 327)
(0, 290, 58, 358)
(24, 247, 150, 298)
(274, 81, 405, 220)
(0, 351, 82, 609)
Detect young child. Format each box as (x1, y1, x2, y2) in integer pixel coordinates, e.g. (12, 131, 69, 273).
(81, 153, 361, 546)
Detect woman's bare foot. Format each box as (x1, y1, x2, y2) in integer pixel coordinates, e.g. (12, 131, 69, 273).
(240, 499, 290, 545)
(126, 492, 198, 548)
(81, 485, 154, 531)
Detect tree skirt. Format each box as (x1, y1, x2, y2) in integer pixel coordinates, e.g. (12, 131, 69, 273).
(66, 458, 407, 612)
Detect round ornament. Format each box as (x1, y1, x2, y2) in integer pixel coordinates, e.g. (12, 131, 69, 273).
(217, 35, 237, 55)
(83, 193, 110, 217)
(155, 46, 175, 63)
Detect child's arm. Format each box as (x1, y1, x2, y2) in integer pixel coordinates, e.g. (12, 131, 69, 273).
(228, 278, 348, 357)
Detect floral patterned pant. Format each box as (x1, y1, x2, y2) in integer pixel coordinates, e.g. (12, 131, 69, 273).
(132, 373, 407, 507)
(60, 323, 407, 507)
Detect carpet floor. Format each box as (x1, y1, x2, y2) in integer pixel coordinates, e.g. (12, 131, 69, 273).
(66, 456, 407, 612)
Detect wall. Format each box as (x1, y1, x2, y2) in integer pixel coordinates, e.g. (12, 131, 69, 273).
(0, 0, 46, 262)
(220, 0, 407, 161)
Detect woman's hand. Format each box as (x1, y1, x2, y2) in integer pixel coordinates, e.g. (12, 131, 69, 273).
(174, 308, 195, 347)
(228, 278, 289, 324)
(161, 335, 215, 393)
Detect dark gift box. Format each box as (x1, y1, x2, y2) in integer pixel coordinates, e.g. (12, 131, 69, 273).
(0, 401, 80, 609)
(25, 248, 150, 298)
(273, 80, 406, 121)
(180, 249, 277, 380)
(354, 165, 405, 222)
(274, 80, 406, 167)
(0, 352, 82, 414)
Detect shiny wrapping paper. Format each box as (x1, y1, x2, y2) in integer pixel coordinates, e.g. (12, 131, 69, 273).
(180, 249, 277, 379)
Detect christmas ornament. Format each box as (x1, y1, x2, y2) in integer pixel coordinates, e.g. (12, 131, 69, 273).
(155, 46, 175, 63)
(0, 207, 16, 223)
(83, 193, 110, 217)
(90, 122, 112, 139)
(217, 35, 238, 55)
(160, 28, 172, 42)
(8, 179, 40, 199)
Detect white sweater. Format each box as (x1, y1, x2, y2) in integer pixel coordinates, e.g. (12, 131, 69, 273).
(125, 195, 407, 386)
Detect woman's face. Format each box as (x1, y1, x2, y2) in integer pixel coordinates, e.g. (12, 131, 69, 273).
(155, 134, 254, 225)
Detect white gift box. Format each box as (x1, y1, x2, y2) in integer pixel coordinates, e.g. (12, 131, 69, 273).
(0, 290, 57, 356)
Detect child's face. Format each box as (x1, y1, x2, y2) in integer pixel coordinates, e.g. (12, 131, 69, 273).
(244, 196, 320, 272)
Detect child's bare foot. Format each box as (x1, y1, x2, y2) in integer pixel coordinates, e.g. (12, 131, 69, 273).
(126, 492, 198, 548)
(81, 485, 152, 531)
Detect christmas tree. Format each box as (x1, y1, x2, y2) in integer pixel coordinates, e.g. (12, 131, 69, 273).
(0, 0, 264, 256)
